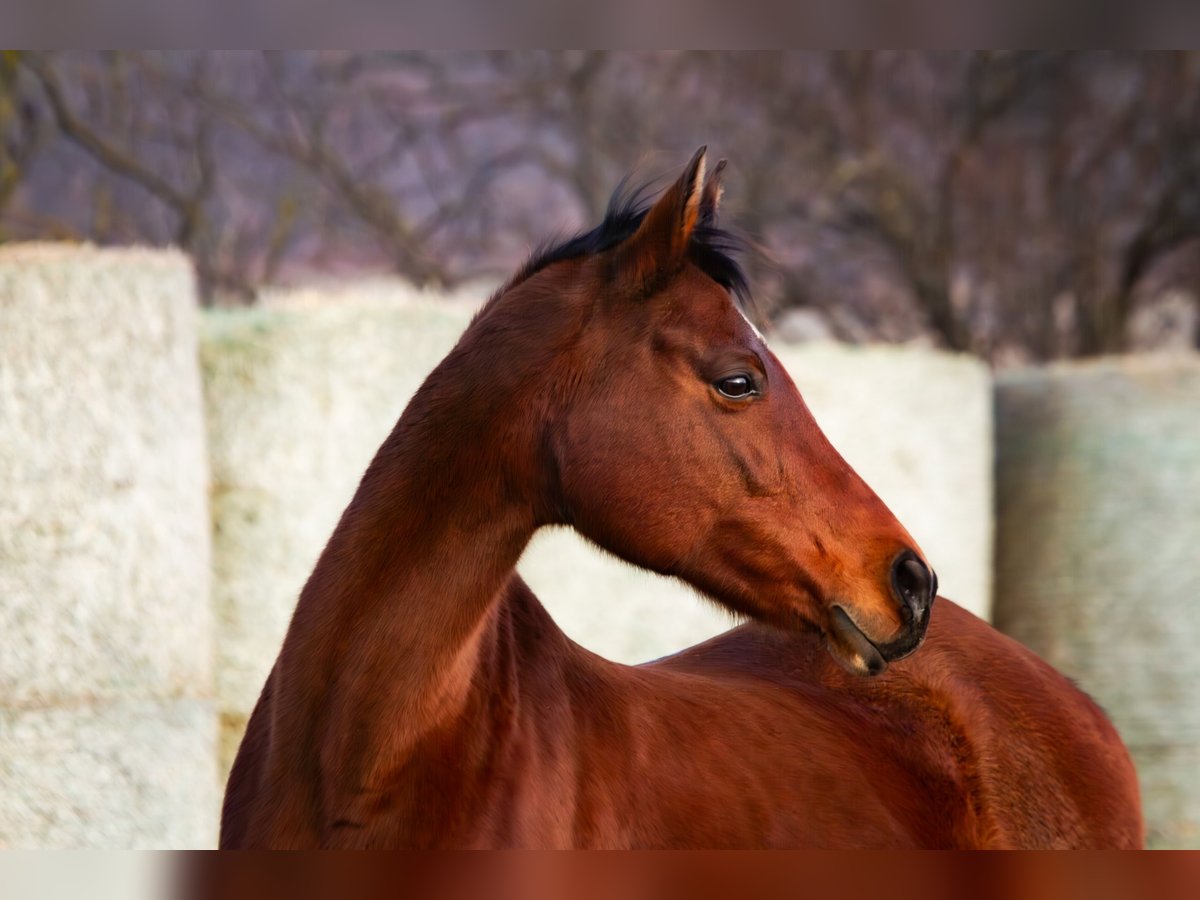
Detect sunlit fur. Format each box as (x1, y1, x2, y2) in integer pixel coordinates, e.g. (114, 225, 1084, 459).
(221, 150, 1142, 848)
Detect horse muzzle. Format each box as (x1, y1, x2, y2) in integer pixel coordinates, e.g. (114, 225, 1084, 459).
(827, 554, 937, 676)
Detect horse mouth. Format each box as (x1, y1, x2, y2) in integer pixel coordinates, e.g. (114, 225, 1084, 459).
(826, 604, 931, 677)
(826, 606, 889, 676)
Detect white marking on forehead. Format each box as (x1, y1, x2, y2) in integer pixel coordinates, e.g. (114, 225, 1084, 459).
(737, 304, 767, 344)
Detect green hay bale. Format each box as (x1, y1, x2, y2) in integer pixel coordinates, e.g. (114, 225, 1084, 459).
(995, 356, 1200, 849)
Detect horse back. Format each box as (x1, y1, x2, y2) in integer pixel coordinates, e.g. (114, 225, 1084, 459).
(658, 599, 1142, 848)
(916, 600, 1143, 848)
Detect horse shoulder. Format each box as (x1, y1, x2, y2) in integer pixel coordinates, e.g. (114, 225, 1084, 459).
(897, 600, 1143, 847)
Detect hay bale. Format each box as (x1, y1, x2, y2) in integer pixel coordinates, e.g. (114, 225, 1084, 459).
(519, 529, 737, 665)
(994, 356, 1200, 849)
(0, 244, 216, 849)
(773, 343, 993, 620)
(0, 245, 212, 706)
(0, 699, 217, 849)
(217, 711, 250, 783)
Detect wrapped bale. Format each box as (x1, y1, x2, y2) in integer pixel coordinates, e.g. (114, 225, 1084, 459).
(994, 356, 1200, 849)
(0, 244, 215, 848)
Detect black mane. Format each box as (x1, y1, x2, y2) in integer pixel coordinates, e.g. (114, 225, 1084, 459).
(495, 177, 753, 313)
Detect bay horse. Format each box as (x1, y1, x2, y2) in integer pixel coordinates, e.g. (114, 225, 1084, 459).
(221, 149, 1142, 848)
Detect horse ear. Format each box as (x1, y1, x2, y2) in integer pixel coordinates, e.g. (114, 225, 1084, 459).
(617, 146, 707, 291)
(698, 158, 727, 228)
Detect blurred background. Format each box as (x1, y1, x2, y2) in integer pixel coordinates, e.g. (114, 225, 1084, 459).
(0, 51, 1197, 849)
(3, 51, 1199, 356)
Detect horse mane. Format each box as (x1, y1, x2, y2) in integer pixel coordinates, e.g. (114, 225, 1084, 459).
(480, 175, 754, 318)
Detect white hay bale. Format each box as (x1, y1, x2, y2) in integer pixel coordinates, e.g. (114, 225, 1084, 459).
(0, 244, 212, 705)
(994, 356, 1200, 849)
(0, 699, 217, 849)
(0, 244, 215, 849)
(519, 529, 737, 664)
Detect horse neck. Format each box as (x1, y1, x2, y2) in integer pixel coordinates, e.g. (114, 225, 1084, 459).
(269, 326, 552, 796)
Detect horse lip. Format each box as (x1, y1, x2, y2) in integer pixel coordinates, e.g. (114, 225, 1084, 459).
(828, 606, 889, 677)
(829, 601, 931, 676)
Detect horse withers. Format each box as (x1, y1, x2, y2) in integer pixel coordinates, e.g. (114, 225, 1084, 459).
(221, 149, 1142, 848)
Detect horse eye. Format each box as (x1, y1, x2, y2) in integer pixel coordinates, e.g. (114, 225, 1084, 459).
(715, 374, 757, 399)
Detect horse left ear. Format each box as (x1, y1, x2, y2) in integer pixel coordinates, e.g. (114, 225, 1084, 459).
(617, 146, 707, 292)
(698, 158, 727, 228)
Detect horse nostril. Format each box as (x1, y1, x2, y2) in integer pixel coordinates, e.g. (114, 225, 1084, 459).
(891, 552, 935, 622)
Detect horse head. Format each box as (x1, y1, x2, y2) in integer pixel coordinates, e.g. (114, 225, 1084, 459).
(478, 147, 936, 675)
